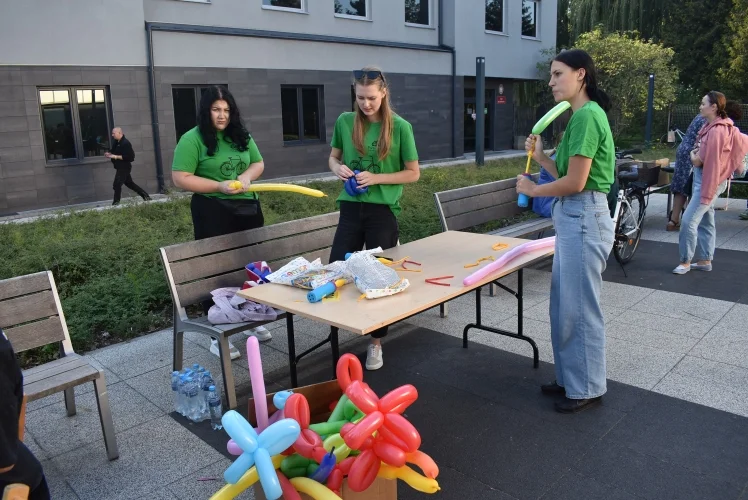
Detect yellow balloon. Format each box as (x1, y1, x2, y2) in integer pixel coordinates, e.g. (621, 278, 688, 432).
(377, 464, 441, 494)
(247, 183, 327, 197)
(229, 181, 243, 190)
(322, 433, 351, 462)
(288, 477, 343, 500)
(209, 454, 284, 500)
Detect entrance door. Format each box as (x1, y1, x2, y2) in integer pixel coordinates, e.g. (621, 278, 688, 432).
(464, 88, 495, 153)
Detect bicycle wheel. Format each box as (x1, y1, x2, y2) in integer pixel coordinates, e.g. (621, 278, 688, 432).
(613, 190, 645, 264)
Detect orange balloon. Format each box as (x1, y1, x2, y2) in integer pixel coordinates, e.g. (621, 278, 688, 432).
(406, 450, 439, 479)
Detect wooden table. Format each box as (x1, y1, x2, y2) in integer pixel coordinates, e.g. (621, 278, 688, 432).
(237, 231, 554, 386)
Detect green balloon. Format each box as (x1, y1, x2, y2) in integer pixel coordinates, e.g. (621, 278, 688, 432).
(531, 101, 571, 135)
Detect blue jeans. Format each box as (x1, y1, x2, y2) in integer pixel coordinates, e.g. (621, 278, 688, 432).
(549, 191, 614, 399)
(679, 167, 727, 263)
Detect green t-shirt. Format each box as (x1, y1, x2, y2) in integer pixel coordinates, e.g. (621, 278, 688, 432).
(331, 112, 419, 216)
(555, 101, 615, 194)
(172, 126, 263, 200)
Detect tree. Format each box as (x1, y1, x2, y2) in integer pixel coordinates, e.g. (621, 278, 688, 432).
(557, 0, 572, 48)
(569, 0, 671, 42)
(720, 0, 748, 99)
(573, 28, 678, 137)
(660, 0, 733, 98)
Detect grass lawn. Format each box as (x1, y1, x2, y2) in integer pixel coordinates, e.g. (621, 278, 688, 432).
(2, 149, 743, 365)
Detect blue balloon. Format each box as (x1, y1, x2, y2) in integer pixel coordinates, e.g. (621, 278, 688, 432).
(221, 410, 301, 500)
(344, 170, 368, 197)
(272, 391, 293, 410)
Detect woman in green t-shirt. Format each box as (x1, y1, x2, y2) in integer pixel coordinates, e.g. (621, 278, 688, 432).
(516, 50, 615, 414)
(172, 85, 271, 360)
(328, 67, 421, 371)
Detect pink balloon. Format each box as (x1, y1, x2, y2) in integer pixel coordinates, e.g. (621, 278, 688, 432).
(227, 439, 243, 456)
(267, 408, 285, 425)
(463, 237, 555, 286)
(247, 336, 269, 432)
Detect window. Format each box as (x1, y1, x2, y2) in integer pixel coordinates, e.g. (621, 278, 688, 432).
(485, 0, 505, 34)
(281, 86, 325, 144)
(262, 0, 304, 12)
(405, 0, 430, 26)
(334, 0, 369, 19)
(171, 85, 227, 142)
(522, 0, 539, 38)
(39, 87, 112, 162)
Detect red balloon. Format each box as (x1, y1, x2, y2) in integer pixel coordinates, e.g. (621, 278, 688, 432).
(294, 428, 322, 459)
(342, 412, 384, 450)
(336, 354, 363, 391)
(373, 438, 407, 468)
(347, 449, 380, 492)
(383, 413, 421, 453)
(378, 385, 418, 414)
(339, 456, 356, 476)
(284, 393, 310, 429)
(326, 468, 343, 494)
(345, 381, 379, 414)
(376, 424, 409, 451)
(276, 471, 302, 500)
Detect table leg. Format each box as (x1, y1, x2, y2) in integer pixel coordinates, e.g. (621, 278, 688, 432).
(286, 313, 298, 388)
(462, 271, 539, 368)
(330, 326, 340, 378)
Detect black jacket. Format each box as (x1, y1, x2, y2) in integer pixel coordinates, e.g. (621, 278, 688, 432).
(0, 329, 22, 470)
(109, 136, 135, 170)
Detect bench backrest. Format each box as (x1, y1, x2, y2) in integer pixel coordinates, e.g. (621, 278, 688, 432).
(0, 271, 73, 355)
(433, 175, 538, 232)
(160, 212, 341, 311)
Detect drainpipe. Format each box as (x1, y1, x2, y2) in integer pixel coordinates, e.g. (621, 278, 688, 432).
(438, 0, 457, 159)
(145, 23, 165, 193)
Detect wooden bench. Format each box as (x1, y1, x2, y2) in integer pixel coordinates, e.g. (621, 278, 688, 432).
(159, 212, 340, 409)
(0, 271, 119, 461)
(433, 175, 553, 317)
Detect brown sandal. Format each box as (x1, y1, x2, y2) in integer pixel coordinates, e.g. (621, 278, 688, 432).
(666, 219, 680, 231)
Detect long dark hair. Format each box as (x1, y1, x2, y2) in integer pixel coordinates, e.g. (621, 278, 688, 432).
(197, 85, 250, 156)
(553, 49, 612, 112)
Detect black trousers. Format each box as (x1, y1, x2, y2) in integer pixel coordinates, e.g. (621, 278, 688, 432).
(191, 194, 265, 315)
(329, 201, 399, 339)
(113, 167, 149, 203)
(0, 441, 50, 500)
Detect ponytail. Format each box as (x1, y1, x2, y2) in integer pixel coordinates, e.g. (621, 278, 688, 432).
(587, 86, 611, 113)
(553, 49, 611, 112)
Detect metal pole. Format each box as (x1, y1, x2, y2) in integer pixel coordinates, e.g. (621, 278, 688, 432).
(645, 73, 655, 148)
(475, 57, 485, 166)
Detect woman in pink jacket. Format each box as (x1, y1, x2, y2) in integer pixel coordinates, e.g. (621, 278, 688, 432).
(673, 91, 748, 274)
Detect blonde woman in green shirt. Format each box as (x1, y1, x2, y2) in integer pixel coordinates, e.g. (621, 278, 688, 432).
(172, 85, 271, 360)
(516, 50, 615, 414)
(328, 67, 420, 370)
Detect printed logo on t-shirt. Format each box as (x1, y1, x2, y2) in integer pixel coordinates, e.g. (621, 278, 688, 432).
(220, 157, 248, 177)
(349, 140, 381, 174)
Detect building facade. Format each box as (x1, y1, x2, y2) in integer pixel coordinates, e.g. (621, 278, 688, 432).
(0, 0, 557, 214)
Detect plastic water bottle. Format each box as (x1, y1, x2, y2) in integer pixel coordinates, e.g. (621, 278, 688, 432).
(177, 374, 188, 416)
(171, 371, 180, 413)
(207, 386, 223, 430)
(184, 376, 200, 422)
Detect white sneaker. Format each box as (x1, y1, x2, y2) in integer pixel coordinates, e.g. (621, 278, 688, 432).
(365, 343, 383, 371)
(246, 325, 272, 342)
(672, 264, 690, 275)
(210, 338, 241, 360)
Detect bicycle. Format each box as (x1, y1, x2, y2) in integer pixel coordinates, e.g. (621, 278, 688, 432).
(611, 149, 648, 267)
(659, 126, 685, 149)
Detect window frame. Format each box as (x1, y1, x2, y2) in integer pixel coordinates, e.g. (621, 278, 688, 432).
(333, 0, 371, 21)
(261, 0, 306, 14)
(280, 85, 326, 146)
(484, 0, 507, 36)
(521, 0, 540, 40)
(171, 84, 228, 143)
(404, 0, 432, 28)
(37, 85, 113, 166)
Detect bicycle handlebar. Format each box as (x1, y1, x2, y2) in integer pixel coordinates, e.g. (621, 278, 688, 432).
(616, 149, 643, 158)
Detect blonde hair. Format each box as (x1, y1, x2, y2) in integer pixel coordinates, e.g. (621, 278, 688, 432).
(353, 66, 394, 160)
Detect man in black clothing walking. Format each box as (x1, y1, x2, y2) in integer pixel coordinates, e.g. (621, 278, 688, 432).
(0, 329, 50, 499)
(106, 127, 151, 205)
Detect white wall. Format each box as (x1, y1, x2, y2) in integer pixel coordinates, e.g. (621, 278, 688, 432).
(145, 0, 440, 47)
(151, 32, 451, 75)
(0, 0, 147, 66)
(452, 0, 557, 79)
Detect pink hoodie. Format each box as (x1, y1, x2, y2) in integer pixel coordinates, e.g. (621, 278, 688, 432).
(697, 117, 748, 204)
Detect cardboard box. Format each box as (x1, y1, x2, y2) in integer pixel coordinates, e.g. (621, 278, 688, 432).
(248, 380, 398, 500)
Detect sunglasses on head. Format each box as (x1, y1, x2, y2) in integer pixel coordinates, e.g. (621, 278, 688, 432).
(353, 70, 384, 81)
